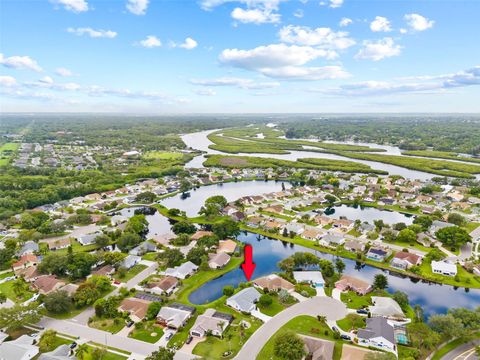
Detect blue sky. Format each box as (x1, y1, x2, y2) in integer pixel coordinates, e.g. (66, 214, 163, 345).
(1, 0, 479, 113)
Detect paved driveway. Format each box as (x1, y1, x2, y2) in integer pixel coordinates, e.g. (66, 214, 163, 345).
(234, 296, 347, 360)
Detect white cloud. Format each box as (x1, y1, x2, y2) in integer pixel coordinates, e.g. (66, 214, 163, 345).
(316, 66, 480, 96)
(220, 44, 337, 69)
(293, 9, 304, 18)
(404, 13, 434, 32)
(67, 27, 117, 38)
(329, 0, 343, 8)
(200, 0, 283, 11)
(139, 35, 162, 48)
(278, 25, 355, 49)
(55, 67, 73, 77)
(190, 77, 280, 89)
(355, 37, 401, 61)
(126, 0, 149, 15)
(370, 16, 392, 32)
(339, 17, 352, 27)
(179, 37, 198, 50)
(0, 53, 42, 72)
(219, 44, 348, 80)
(261, 65, 350, 80)
(399, 28, 407, 34)
(193, 88, 217, 96)
(0, 75, 17, 87)
(231, 7, 280, 24)
(51, 0, 88, 13)
(39, 76, 54, 84)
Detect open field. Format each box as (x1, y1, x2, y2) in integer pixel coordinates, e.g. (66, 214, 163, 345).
(0, 142, 19, 166)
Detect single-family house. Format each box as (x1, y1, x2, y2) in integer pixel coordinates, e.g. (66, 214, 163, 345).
(190, 308, 233, 338)
(370, 297, 405, 320)
(246, 217, 264, 228)
(90, 264, 115, 278)
(357, 317, 396, 354)
(335, 275, 372, 295)
(431, 260, 457, 276)
(226, 287, 261, 313)
(41, 237, 71, 251)
(302, 228, 324, 241)
(208, 252, 231, 269)
(366, 248, 389, 262)
(129, 241, 157, 256)
(191, 231, 213, 241)
(320, 233, 345, 247)
(165, 261, 198, 279)
(15, 265, 41, 283)
(217, 240, 237, 254)
(301, 335, 335, 360)
(12, 254, 38, 271)
(120, 255, 140, 270)
(157, 303, 196, 329)
(390, 252, 422, 270)
(32, 275, 65, 295)
(0, 335, 39, 360)
(293, 271, 325, 287)
(430, 220, 454, 234)
(253, 274, 295, 292)
(344, 240, 365, 253)
(77, 231, 102, 246)
(146, 276, 178, 295)
(118, 297, 151, 322)
(58, 283, 79, 297)
(17, 241, 39, 256)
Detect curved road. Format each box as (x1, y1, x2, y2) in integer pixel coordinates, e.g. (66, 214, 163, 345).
(234, 296, 348, 360)
(441, 339, 480, 360)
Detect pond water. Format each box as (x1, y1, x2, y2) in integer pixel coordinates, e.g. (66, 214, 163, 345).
(159, 180, 291, 217)
(325, 204, 414, 225)
(188, 232, 480, 317)
(181, 130, 437, 180)
(119, 207, 174, 238)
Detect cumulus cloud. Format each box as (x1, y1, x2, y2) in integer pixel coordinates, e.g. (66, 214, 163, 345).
(0, 53, 42, 72)
(0, 75, 17, 87)
(193, 88, 217, 96)
(339, 17, 352, 27)
(67, 27, 117, 38)
(370, 16, 392, 32)
(139, 35, 162, 48)
(55, 67, 74, 77)
(231, 7, 280, 24)
(190, 77, 280, 89)
(329, 0, 343, 8)
(51, 0, 88, 13)
(278, 25, 355, 49)
(314, 66, 480, 96)
(126, 0, 149, 15)
(176, 37, 198, 50)
(404, 13, 434, 32)
(355, 37, 401, 61)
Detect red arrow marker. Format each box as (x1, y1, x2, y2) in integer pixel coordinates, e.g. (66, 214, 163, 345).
(241, 244, 256, 281)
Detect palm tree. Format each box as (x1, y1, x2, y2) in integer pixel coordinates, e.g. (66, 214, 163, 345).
(75, 344, 89, 360)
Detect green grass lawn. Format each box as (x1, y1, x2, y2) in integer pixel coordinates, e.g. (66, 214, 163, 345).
(419, 260, 480, 288)
(89, 317, 125, 334)
(336, 314, 366, 332)
(168, 315, 197, 349)
(141, 252, 158, 261)
(257, 295, 286, 317)
(40, 335, 72, 353)
(0, 280, 35, 302)
(144, 151, 184, 160)
(0, 142, 19, 166)
(256, 315, 346, 360)
(193, 305, 263, 360)
(294, 283, 317, 297)
(340, 290, 388, 309)
(113, 264, 148, 282)
(0, 271, 14, 280)
(128, 320, 164, 343)
(77, 346, 128, 360)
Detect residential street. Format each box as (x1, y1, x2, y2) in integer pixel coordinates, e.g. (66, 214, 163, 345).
(234, 296, 348, 360)
(441, 339, 480, 360)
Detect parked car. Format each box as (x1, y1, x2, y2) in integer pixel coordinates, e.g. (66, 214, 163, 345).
(332, 326, 339, 333)
(340, 334, 351, 341)
(356, 309, 369, 315)
(165, 332, 174, 340)
(70, 342, 77, 349)
(126, 320, 134, 328)
(186, 335, 193, 344)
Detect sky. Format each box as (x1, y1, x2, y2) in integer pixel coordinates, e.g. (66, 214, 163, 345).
(1, 0, 479, 113)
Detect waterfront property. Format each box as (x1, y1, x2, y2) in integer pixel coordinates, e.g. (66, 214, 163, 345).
(190, 308, 233, 338)
(226, 287, 261, 314)
(357, 317, 397, 354)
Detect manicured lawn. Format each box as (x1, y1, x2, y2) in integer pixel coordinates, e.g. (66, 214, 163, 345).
(294, 283, 317, 297)
(128, 321, 164, 343)
(258, 295, 285, 317)
(256, 315, 346, 360)
(168, 315, 197, 349)
(419, 260, 480, 288)
(336, 314, 366, 332)
(0, 280, 34, 302)
(89, 317, 125, 334)
(113, 264, 148, 282)
(340, 290, 388, 309)
(40, 335, 72, 353)
(193, 305, 263, 359)
(144, 151, 184, 160)
(141, 252, 158, 261)
(0, 271, 14, 280)
(78, 346, 128, 360)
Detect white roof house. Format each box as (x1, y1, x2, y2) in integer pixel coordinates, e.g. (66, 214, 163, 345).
(38, 344, 71, 360)
(431, 260, 457, 276)
(122, 255, 141, 269)
(190, 308, 233, 338)
(226, 287, 261, 313)
(77, 231, 102, 246)
(357, 317, 396, 354)
(0, 335, 39, 360)
(293, 271, 324, 285)
(370, 297, 405, 319)
(165, 261, 198, 279)
(157, 303, 195, 329)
